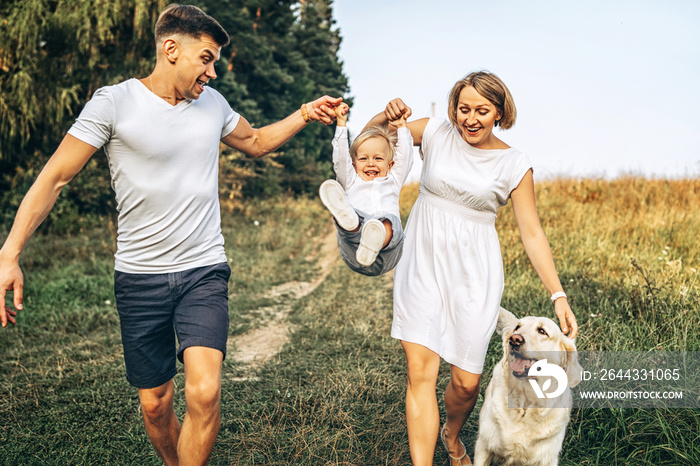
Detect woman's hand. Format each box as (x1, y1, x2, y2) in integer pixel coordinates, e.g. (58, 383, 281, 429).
(554, 298, 578, 339)
(385, 98, 412, 122)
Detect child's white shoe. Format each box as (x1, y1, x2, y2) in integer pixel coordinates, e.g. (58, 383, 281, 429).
(319, 180, 359, 231)
(356, 219, 385, 267)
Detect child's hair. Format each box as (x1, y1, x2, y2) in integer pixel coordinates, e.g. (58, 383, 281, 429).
(155, 4, 230, 47)
(349, 126, 396, 161)
(448, 70, 517, 130)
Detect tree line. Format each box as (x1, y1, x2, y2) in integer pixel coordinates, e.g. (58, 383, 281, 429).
(0, 0, 350, 232)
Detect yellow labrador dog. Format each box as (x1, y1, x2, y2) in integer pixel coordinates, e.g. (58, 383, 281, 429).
(474, 308, 581, 466)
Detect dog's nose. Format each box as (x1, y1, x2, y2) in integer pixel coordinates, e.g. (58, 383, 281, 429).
(509, 333, 524, 347)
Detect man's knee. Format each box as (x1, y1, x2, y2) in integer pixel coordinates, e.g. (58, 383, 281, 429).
(139, 382, 174, 422)
(182, 346, 223, 415)
(185, 377, 221, 415)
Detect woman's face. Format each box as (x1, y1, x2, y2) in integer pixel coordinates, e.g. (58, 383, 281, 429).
(455, 86, 502, 149)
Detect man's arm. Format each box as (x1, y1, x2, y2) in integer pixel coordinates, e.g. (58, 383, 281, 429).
(0, 134, 98, 327)
(221, 96, 342, 157)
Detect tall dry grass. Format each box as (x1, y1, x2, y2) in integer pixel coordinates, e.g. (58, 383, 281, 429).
(0, 177, 698, 464)
(401, 177, 700, 352)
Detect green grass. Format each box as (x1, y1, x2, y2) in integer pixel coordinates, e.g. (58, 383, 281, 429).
(1, 178, 699, 465)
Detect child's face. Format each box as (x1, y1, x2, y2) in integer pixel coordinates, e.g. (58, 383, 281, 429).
(353, 137, 394, 181)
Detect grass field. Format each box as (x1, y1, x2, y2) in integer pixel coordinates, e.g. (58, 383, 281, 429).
(1, 177, 698, 465)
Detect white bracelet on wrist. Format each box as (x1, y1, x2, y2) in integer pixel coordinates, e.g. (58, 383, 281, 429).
(550, 291, 567, 302)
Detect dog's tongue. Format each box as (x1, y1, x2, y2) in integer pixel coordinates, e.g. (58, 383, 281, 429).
(510, 357, 533, 373)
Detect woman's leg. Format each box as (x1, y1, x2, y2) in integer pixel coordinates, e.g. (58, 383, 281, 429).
(401, 341, 441, 466)
(442, 365, 481, 465)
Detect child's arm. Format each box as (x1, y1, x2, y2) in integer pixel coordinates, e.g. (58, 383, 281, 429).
(390, 126, 414, 186)
(331, 103, 353, 188)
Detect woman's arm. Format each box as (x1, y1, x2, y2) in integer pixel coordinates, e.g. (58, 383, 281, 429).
(510, 170, 578, 338)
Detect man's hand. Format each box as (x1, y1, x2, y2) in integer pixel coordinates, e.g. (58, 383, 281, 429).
(307, 96, 344, 125)
(0, 253, 23, 328)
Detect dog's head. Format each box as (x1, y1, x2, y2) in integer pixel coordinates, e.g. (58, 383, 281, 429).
(497, 307, 582, 388)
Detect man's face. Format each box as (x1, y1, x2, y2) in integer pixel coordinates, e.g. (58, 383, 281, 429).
(172, 33, 222, 101)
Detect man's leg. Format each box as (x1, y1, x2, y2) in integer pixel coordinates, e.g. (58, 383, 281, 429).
(138, 380, 181, 466)
(178, 346, 224, 465)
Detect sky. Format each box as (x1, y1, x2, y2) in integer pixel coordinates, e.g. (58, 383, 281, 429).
(332, 0, 700, 180)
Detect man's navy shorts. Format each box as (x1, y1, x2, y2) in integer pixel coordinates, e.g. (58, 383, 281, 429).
(114, 262, 231, 389)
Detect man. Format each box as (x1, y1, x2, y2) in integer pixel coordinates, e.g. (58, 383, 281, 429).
(0, 4, 341, 465)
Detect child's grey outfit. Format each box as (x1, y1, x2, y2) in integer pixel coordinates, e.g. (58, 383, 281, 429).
(331, 126, 414, 276)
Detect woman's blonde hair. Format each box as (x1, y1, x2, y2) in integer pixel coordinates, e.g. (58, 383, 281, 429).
(447, 71, 517, 130)
(349, 125, 396, 161)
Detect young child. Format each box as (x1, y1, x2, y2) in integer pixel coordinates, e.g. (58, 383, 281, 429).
(319, 103, 413, 276)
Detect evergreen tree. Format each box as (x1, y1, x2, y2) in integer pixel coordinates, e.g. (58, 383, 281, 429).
(0, 0, 164, 229)
(0, 0, 351, 226)
(0, 0, 163, 167)
(198, 0, 351, 197)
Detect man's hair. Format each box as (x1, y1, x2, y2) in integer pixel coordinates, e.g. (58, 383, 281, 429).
(448, 71, 517, 130)
(349, 126, 397, 162)
(155, 4, 229, 47)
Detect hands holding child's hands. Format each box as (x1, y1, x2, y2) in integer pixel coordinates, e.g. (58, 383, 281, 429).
(385, 98, 412, 129)
(388, 111, 407, 129)
(306, 96, 344, 125)
(334, 103, 349, 127)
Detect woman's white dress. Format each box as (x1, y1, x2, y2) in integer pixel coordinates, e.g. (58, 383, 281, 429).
(392, 118, 532, 373)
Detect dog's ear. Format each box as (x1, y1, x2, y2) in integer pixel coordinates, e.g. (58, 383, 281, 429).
(560, 336, 583, 387)
(496, 307, 519, 336)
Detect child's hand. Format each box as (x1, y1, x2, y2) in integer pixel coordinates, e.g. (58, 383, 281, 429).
(334, 103, 349, 126)
(388, 112, 407, 129)
(386, 100, 410, 129)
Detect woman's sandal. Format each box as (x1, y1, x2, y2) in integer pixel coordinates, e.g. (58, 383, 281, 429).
(440, 423, 472, 465)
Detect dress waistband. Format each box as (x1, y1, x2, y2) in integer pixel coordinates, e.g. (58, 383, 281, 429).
(418, 188, 496, 225)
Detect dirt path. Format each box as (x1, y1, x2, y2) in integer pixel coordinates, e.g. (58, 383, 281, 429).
(226, 226, 339, 374)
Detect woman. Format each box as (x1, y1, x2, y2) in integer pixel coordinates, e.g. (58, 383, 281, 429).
(367, 71, 578, 465)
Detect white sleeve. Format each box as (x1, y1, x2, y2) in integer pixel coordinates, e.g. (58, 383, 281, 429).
(331, 126, 354, 189)
(391, 127, 414, 186)
(67, 87, 115, 149)
(508, 151, 534, 197)
(418, 117, 443, 162)
(209, 88, 241, 138)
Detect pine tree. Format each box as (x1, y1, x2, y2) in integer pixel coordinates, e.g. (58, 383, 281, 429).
(0, 0, 164, 229)
(199, 0, 351, 197)
(0, 0, 350, 217)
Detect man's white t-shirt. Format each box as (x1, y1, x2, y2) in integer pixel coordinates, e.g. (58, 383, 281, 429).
(68, 78, 240, 273)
